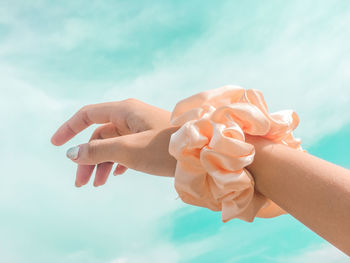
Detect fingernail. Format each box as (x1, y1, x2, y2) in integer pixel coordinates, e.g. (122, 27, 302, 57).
(66, 146, 80, 160)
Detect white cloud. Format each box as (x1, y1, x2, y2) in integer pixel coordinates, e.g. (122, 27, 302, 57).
(104, 1, 350, 147)
(49, 18, 93, 50)
(276, 243, 348, 263)
(1, 1, 350, 262)
(110, 244, 180, 263)
(0, 62, 183, 263)
(109, 224, 222, 263)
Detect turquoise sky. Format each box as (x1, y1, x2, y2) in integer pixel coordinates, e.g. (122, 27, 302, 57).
(1, 1, 349, 262)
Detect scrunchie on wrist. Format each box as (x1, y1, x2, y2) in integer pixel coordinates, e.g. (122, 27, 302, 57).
(168, 85, 304, 223)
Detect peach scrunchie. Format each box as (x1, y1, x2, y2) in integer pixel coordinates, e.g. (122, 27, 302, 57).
(168, 85, 303, 223)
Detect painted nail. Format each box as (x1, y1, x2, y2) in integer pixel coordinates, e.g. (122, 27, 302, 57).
(66, 146, 80, 160)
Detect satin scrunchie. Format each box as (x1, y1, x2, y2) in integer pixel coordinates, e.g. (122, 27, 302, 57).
(168, 85, 304, 223)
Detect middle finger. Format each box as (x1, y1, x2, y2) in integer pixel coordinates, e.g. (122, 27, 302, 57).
(75, 123, 121, 187)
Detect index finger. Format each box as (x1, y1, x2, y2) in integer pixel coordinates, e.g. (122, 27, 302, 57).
(51, 102, 120, 146)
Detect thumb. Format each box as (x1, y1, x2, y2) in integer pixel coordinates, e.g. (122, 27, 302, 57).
(66, 137, 128, 165)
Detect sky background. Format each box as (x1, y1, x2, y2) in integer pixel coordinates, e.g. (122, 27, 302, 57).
(0, 0, 350, 262)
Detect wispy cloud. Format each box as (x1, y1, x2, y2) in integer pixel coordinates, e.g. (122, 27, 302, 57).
(104, 1, 350, 147)
(1, 1, 350, 262)
(276, 243, 348, 263)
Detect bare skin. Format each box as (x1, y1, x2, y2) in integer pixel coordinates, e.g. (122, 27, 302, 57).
(51, 99, 350, 256)
(51, 98, 173, 186)
(245, 134, 350, 256)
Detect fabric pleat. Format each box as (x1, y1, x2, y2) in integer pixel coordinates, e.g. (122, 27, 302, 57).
(168, 85, 303, 222)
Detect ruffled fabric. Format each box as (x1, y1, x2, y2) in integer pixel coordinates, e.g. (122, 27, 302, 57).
(168, 85, 303, 223)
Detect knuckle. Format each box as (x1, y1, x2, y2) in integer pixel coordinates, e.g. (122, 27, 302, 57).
(87, 140, 99, 162)
(78, 106, 93, 126)
(123, 98, 139, 104)
(79, 105, 89, 112)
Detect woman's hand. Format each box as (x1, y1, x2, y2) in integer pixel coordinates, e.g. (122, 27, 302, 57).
(51, 99, 174, 187)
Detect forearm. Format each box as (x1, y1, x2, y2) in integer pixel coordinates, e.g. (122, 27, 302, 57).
(245, 134, 350, 255)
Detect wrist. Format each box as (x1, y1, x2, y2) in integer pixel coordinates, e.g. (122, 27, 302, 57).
(160, 125, 181, 177)
(245, 134, 278, 193)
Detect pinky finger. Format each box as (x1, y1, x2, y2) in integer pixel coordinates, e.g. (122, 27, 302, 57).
(113, 164, 128, 176)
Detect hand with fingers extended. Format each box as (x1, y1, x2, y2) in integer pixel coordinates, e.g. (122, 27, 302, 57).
(51, 98, 178, 187)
